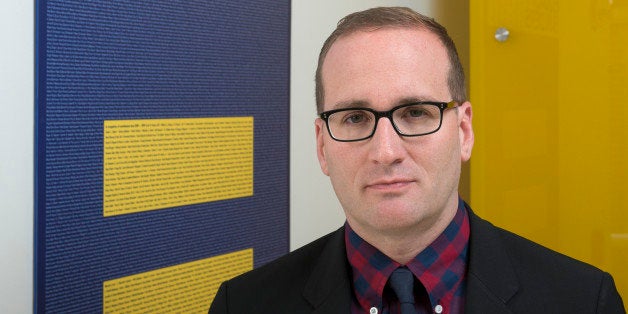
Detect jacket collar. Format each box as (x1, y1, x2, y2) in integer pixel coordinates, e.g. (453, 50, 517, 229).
(302, 226, 352, 312)
(465, 205, 519, 313)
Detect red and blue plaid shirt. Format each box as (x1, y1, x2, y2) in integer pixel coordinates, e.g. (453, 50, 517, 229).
(345, 198, 470, 314)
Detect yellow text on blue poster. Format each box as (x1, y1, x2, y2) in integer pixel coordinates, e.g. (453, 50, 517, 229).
(103, 117, 254, 216)
(103, 248, 253, 313)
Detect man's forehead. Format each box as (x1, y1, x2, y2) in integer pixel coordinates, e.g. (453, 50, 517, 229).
(321, 27, 449, 81)
(328, 26, 443, 54)
(320, 27, 451, 111)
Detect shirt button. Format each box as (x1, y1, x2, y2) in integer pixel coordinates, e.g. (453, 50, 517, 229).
(369, 307, 378, 314)
(434, 304, 443, 313)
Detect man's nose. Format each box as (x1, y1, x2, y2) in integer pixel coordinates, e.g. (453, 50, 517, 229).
(369, 117, 406, 165)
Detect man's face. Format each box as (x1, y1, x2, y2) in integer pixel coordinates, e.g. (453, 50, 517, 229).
(315, 28, 474, 239)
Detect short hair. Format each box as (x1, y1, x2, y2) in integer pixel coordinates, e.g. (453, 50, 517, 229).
(315, 7, 466, 114)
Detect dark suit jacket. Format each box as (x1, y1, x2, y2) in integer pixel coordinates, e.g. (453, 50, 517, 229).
(209, 206, 625, 313)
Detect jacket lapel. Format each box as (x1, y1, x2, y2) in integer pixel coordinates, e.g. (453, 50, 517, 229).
(465, 208, 519, 314)
(302, 227, 352, 313)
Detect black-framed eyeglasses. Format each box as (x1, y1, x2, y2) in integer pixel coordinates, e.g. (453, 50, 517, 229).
(319, 101, 457, 142)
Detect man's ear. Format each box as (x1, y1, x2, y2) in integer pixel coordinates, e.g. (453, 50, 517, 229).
(457, 101, 474, 162)
(315, 119, 330, 175)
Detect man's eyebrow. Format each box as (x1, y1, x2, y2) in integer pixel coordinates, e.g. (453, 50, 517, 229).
(328, 96, 442, 111)
(328, 100, 370, 110)
(395, 96, 436, 105)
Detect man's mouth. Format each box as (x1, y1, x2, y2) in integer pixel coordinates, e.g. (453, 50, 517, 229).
(365, 178, 415, 192)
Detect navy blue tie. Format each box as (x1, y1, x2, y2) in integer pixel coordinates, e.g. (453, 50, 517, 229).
(389, 267, 416, 314)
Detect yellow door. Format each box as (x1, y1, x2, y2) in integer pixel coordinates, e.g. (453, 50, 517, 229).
(470, 0, 628, 302)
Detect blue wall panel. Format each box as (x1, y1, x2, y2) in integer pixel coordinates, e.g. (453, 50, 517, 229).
(35, 1, 290, 312)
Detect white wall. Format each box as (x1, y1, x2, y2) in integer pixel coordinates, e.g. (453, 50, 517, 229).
(0, 0, 34, 313)
(290, 1, 434, 250)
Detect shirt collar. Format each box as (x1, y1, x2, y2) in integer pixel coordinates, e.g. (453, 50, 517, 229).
(345, 197, 470, 312)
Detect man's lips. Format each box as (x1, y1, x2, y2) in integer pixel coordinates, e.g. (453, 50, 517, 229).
(365, 179, 415, 191)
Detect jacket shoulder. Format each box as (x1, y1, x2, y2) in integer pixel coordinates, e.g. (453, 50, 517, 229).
(492, 222, 605, 279)
(209, 227, 346, 313)
(469, 212, 625, 313)
(236, 227, 340, 285)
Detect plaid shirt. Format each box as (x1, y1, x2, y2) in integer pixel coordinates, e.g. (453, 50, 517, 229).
(345, 198, 470, 314)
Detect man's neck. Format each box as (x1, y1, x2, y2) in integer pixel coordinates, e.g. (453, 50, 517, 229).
(348, 202, 459, 265)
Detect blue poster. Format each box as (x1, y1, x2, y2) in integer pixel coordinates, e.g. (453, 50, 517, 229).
(35, 1, 290, 312)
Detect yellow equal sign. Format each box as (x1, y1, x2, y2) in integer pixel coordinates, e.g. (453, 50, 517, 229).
(103, 248, 253, 313)
(103, 117, 254, 216)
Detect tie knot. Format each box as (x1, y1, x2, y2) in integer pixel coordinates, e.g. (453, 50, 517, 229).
(389, 267, 415, 304)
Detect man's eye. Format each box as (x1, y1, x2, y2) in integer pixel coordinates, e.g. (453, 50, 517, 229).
(402, 106, 435, 120)
(408, 108, 427, 117)
(342, 111, 369, 124)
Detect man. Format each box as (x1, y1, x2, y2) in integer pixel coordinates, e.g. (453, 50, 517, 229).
(209, 7, 625, 313)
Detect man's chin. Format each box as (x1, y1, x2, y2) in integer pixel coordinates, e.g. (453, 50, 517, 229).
(369, 212, 425, 232)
